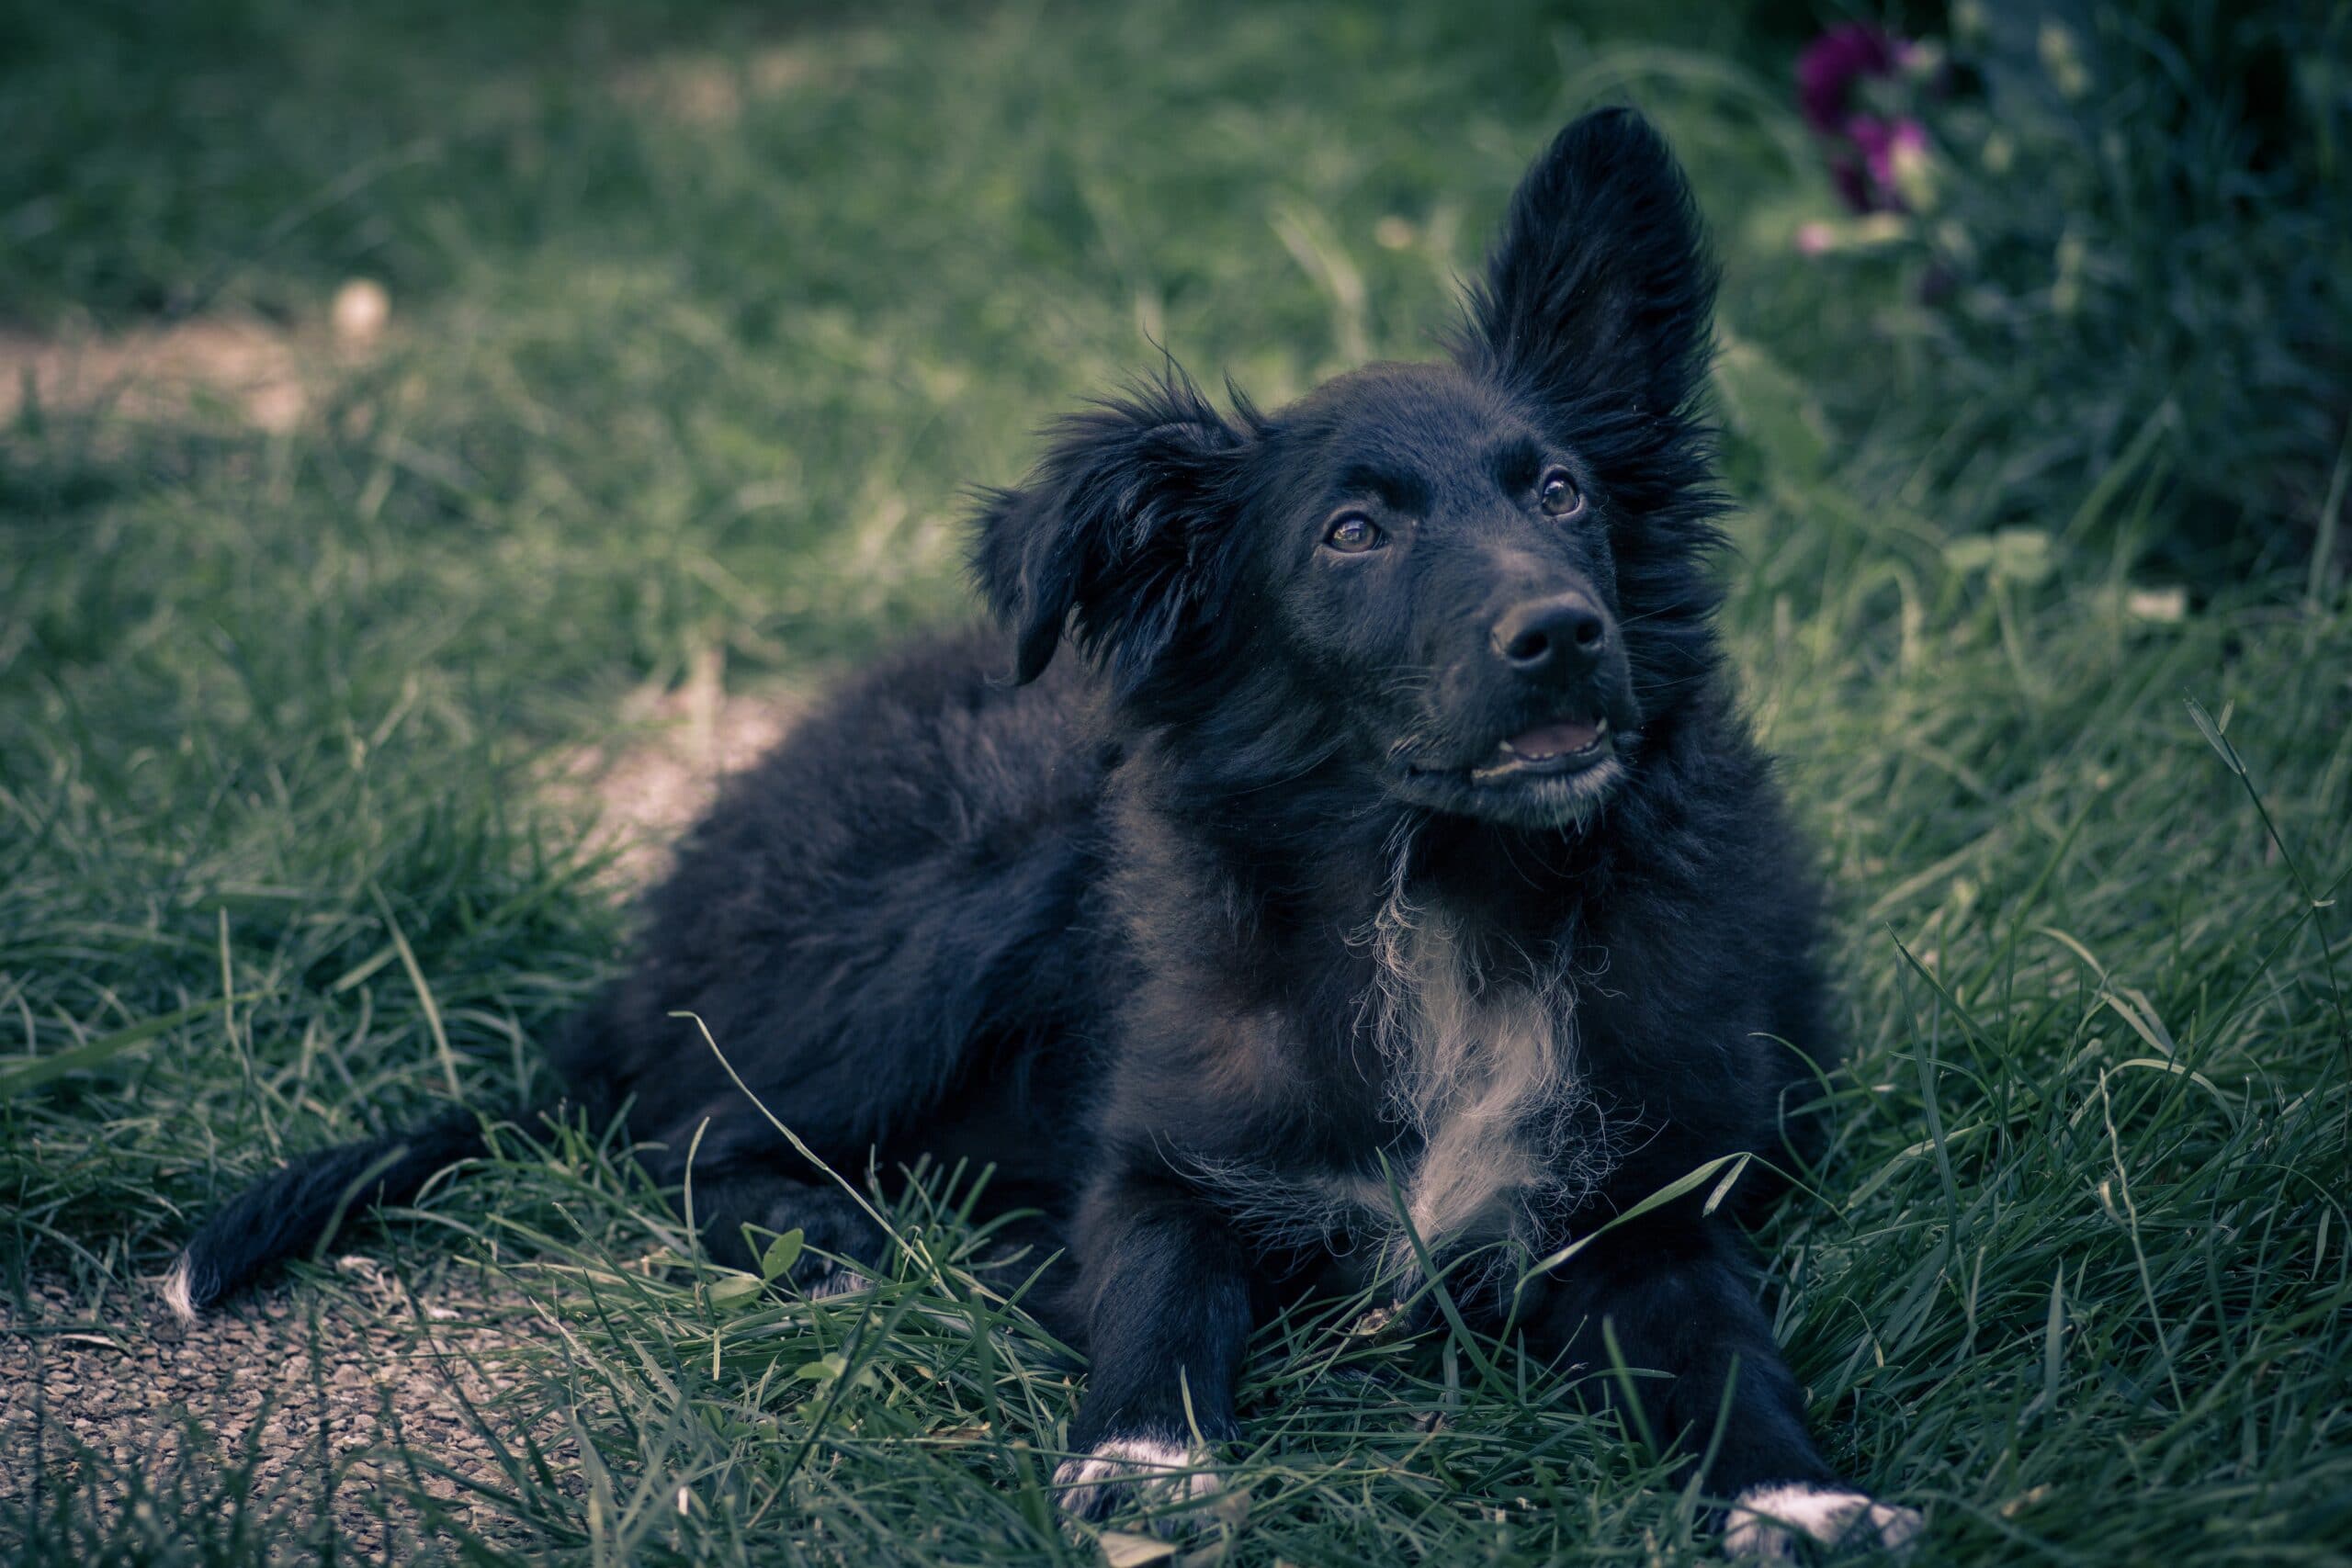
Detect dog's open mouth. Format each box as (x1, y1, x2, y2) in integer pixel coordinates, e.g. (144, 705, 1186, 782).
(1468, 716, 1613, 783)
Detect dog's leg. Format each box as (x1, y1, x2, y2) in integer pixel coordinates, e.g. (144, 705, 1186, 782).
(1055, 1170, 1252, 1532)
(629, 1098, 896, 1294)
(686, 1169, 886, 1297)
(1534, 1218, 1922, 1561)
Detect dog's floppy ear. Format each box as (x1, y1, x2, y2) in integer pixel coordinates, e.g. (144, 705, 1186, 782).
(971, 376, 1249, 691)
(1460, 107, 1715, 422)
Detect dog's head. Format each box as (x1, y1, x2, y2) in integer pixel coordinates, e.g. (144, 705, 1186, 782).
(974, 108, 1725, 831)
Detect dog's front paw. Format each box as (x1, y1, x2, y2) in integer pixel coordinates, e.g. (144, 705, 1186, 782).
(1053, 1436, 1222, 1532)
(1724, 1484, 1922, 1561)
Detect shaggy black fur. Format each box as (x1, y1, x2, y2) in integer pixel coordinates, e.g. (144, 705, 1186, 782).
(176, 109, 1913, 1547)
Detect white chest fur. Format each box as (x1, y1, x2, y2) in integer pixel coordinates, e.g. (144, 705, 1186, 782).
(1366, 900, 1593, 1259)
(1181, 888, 1611, 1279)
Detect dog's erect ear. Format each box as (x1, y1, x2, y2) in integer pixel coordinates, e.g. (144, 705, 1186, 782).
(971, 377, 1249, 691)
(1460, 107, 1715, 421)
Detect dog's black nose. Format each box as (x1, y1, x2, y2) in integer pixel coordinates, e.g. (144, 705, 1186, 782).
(1492, 592, 1609, 673)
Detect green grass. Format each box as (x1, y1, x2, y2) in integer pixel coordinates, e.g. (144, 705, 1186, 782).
(5, 1, 2349, 1562)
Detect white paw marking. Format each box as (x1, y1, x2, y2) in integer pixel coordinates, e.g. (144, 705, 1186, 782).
(160, 1256, 199, 1325)
(1052, 1438, 1221, 1526)
(1724, 1484, 1923, 1561)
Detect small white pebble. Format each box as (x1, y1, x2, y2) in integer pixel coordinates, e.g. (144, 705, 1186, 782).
(333, 278, 391, 345)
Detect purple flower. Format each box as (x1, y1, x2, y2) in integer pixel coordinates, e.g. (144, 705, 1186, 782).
(1798, 25, 1931, 212)
(1797, 23, 1907, 135)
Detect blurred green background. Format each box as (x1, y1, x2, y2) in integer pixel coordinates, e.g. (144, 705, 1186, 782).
(3, 2, 2348, 1563)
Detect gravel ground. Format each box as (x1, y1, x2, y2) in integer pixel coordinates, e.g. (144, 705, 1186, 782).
(0, 1263, 560, 1560)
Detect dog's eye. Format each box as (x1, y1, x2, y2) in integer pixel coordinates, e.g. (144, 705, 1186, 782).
(1322, 512, 1385, 553)
(1538, 468, 1586, 519)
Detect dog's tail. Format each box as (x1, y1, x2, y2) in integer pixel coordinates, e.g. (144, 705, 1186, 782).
(164, 1109, 494, 1323)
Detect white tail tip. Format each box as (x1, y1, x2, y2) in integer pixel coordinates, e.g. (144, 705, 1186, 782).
(159, 1255, 200, 1325)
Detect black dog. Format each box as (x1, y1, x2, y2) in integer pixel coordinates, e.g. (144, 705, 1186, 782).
(173, 108, 1919, 1558)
